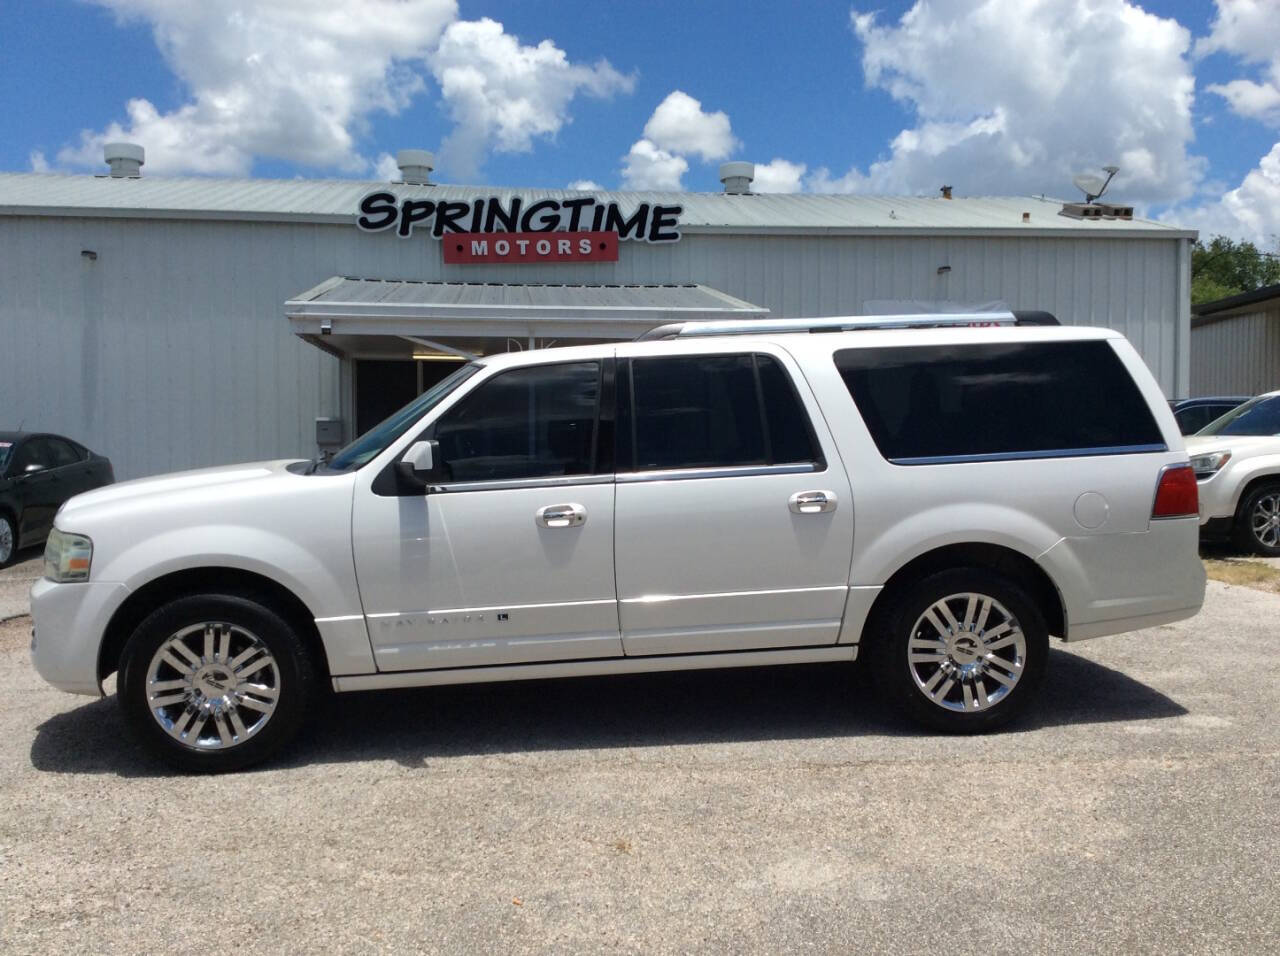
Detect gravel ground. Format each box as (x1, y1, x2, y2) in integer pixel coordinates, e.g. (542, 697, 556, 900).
(1, 580, 1278, 954)
(0, 553, 41, 622)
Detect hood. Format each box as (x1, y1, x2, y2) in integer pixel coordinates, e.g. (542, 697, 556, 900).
(57, 459, 304, 523)
(1185, 434, 1280, 456)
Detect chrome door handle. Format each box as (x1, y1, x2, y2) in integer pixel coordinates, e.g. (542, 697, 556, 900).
(536, 503, 587, 528)
(789, 490, 838, 514)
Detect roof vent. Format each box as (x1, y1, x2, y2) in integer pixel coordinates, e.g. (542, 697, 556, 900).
(719, 161, 754, 195)
(104, 142, 144, 178)
(396, 149, 434, 185)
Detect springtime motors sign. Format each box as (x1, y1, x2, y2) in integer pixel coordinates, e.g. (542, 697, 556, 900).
(355, 192, 683, 264)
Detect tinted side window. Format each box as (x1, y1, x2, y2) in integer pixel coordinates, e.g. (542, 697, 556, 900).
(13, 439, 55, 471)
(624, 353, 820, 471)
(757, 355, 820, 465)
(47, 439, 82, 467)
(433, 362, 601, 482)
(835, 340, 1165, 462)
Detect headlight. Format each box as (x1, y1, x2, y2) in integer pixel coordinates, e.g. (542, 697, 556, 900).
(43, 529, 93, 583)
(1189, 450, 1232, 480)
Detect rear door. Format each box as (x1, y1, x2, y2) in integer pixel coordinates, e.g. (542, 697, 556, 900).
(613, 347, 854, 655)
(11, 438, 64, 542)
(45, 437, 99, 499)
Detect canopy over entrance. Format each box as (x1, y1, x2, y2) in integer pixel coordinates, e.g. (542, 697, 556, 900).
(286, 276, 770, 359)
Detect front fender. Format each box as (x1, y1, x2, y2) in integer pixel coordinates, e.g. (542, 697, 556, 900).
(95, 524, 360, 622)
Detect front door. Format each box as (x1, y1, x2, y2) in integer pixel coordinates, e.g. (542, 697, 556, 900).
(613, 349, 855, 655)
(351, 358, 621, 672)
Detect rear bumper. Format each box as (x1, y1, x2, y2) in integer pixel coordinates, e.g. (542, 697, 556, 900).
(1039, 518, 1205, 642)
(30, 577, 129, 696)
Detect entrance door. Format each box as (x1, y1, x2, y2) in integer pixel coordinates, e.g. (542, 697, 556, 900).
(351, 357, 621, 672)
(613, 349, 854, 656)
(355, 359, 462, 435)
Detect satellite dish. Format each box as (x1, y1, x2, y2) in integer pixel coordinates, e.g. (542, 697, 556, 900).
(1073, 166, 1120, 203)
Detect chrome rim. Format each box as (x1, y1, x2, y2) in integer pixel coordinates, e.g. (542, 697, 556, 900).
(1251, 494, 1280, 548)
(908, 592, 1027, 713)
(0, 518, 12, 564)
(144, 622, 280, 750)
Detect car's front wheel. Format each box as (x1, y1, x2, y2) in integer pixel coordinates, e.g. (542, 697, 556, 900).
(1233, 481, 1280, 556)
(867, 568, 1049, 732)
(118, 594, 317, 772)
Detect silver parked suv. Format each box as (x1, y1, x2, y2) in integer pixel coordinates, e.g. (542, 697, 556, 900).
(31, 312, 1206, 771)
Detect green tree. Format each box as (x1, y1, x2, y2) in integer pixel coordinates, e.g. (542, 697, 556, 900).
(1191, 235, 1280, 305)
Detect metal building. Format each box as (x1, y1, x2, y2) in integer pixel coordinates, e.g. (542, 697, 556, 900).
(0, 152, 1196, 479)
(1190, 285, 1280, 396)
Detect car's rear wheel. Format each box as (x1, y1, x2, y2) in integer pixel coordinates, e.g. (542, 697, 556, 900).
(867, 568, 1049, 732)
(0, 513, 14, 567)
(1233, 482, 1280, 556)
(118, 594, 316, 772)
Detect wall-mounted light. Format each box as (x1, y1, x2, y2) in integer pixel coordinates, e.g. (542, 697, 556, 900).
(412, 351, 468, 362)
(80, 249, 97, 260)
(936, 265, 952, 275)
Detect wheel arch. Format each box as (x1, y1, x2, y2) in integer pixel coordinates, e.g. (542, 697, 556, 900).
(1232, 471, 1280, 519)
(862, 542, 1067, 641)
(98, 567, 330, 687)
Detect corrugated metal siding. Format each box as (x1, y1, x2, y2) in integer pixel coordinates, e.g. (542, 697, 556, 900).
(1191, 308, 1280, 395)
(0, 216, 341, 479)
(0, 215, 1182, 479)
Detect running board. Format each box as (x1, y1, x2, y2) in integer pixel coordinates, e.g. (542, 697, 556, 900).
(331, 645, 857, 693)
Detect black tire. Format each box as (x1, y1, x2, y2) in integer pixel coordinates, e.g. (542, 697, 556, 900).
(865, 568, 1049, 733)
(0, 512, 14, 568)
(1232, 481, 1280, 556)
(118, 593, 317, 772)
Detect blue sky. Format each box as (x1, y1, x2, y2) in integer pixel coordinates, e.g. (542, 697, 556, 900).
(4, 1, 1279, 242)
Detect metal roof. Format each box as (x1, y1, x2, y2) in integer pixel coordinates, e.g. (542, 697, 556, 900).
(285, 278, 769, 355)
(1191, 283, 1280, 325)
(0, 172, 1195, 238)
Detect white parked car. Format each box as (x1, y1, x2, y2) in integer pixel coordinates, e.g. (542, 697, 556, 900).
(1186, 390, 1280, 554)
(32, 313, 1206, 771)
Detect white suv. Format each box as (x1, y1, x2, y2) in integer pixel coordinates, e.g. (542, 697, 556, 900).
(32, 313, 1206, 771)
(1185, 390, 1280, 554)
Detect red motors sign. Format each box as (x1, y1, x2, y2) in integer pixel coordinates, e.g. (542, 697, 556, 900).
(442, 231, 618, 265)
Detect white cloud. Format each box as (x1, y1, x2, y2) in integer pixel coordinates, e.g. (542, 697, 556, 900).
(620, 139, 688, 191)
(567, 179, 603, 190)
(1198, 0, 1280, 126)
(372, 152, 402, 181)
(429, 17, 633, 180)
(50, 4, 632, 180)
(58, 0, 457, 176)
(29, 150, 49, 172)
(751, 158, 807, 193)
(820, 0, 1202, 204)
(1166, 141, 1280, 245)
(642, 90, 738, 162)
(1162, 1, 1280, 242)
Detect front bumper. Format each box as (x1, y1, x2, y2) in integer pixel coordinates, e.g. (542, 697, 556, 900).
(30, 577, 130, 696)
(1196, 472, 1237, 524)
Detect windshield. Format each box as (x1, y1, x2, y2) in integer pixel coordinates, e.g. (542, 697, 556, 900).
(322, 363, 480, 473)
(1197, 394, 1280, 437)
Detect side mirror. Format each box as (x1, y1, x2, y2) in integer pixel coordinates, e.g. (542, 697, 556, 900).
(23, 463, 44, 475)
(396, 439, 440, 489)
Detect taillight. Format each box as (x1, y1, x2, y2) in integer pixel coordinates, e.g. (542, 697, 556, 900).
(1152, 464, 1198, 519)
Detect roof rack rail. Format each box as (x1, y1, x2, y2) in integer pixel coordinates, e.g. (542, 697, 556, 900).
(636, 310, 1059, 341)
